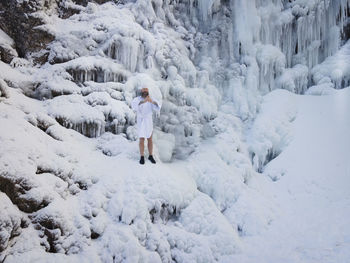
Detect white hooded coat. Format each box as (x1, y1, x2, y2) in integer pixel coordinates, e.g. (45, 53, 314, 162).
(131, 96, 161, 138)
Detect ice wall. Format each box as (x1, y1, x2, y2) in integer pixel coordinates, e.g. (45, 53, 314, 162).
(164, 0, 350, 163)
(4, 0, 349, 161)
(181, 0, 350, 95)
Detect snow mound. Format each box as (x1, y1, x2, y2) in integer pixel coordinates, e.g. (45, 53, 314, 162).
(248, 89, 297, 172)
(311, 40, 350, 89)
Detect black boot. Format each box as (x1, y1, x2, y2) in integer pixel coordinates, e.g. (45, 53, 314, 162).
(148, 155, 156, 164)
(139, 156, 145, 165)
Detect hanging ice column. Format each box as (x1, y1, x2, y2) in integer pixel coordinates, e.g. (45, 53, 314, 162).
(253, 0, 350, 69)
(104, 36, 144, 72)
(229, 0, 350, 94)
(170, 0, 350, 128)
(197, 0, 216, 22)
(186, 0, 221, 29)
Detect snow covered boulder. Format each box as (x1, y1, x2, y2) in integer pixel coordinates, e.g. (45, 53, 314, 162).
(0, 171, 51, 213)
(311, 40, 350, 89)
(306, 83, 337, 96)
(64, 57, 130, 84)
(166, 193, 241, 262)
(153, 130, 176, 162)
(0, 193, 25, 252)
(84, 91, 136, 134)
(248, 89, 297, 172)
(0, 79, 10, 98)
(0, 29, 18, 64)
(47, 94, 106, 138)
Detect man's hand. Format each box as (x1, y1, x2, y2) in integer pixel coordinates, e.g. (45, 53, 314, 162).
(145, 96, 152, 103)
(146, 96, 158, 106)
(138, 96, 151, 105)
(139, 96, 158, 106)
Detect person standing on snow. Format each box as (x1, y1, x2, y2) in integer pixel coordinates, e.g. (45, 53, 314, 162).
(131, 87, 161, 165)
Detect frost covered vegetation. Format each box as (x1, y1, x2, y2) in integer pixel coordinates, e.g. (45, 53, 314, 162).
(1, 0, 350, 262)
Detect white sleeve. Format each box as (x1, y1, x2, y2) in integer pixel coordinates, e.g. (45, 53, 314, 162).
(152, 98, 161, 113)
(131, 97, 141, 112)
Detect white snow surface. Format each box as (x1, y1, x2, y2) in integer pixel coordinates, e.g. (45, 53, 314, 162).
(233, 87, 350, 263)
(0, 84, 243, 262)
(1, 63, 349, 262)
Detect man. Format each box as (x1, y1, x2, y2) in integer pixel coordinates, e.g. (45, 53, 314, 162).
(131, 87, 161, 165)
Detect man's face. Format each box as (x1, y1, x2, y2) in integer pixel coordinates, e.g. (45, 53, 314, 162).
(141, 88, 149, 98)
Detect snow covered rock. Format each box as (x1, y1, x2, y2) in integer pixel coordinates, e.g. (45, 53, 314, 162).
(0, 0, 55, 63)
(0, 193, 25, 252)
(0, 79, 10, 98)
(0, 29, 18, 64)
(248, 89, 297, 172)
(311, 39, 350, 89)
(153, 130, 176, 163)
(47, 94, 106, 138)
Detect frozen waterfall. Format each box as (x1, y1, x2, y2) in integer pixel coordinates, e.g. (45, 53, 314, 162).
(1, 0, 350, 262)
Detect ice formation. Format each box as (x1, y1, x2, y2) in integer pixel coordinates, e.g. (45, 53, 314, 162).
(1, 0, 350, 262)
(22, 0, 350, 157)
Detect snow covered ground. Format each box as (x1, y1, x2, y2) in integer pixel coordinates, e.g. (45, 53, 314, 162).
(1, 67, 349, 262)
(0, 83, 241, 262)
(232, 88, 350, 262)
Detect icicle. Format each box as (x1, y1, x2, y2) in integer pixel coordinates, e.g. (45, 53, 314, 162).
(197, 0, 215, 22)
(106, 37, 141, 72)
(145, 55, 153, 69)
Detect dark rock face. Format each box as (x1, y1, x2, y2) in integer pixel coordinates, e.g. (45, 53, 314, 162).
(0, 0, 55, 64)
(58, 0, 117, 19)
(0, 173, 50, 213)
(0, 79, 10, 98)
(71, 0, 116, 6)
(0, 45, 16, 64)
(0, 1, 115, 64)
(342, 21, 350, 42)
